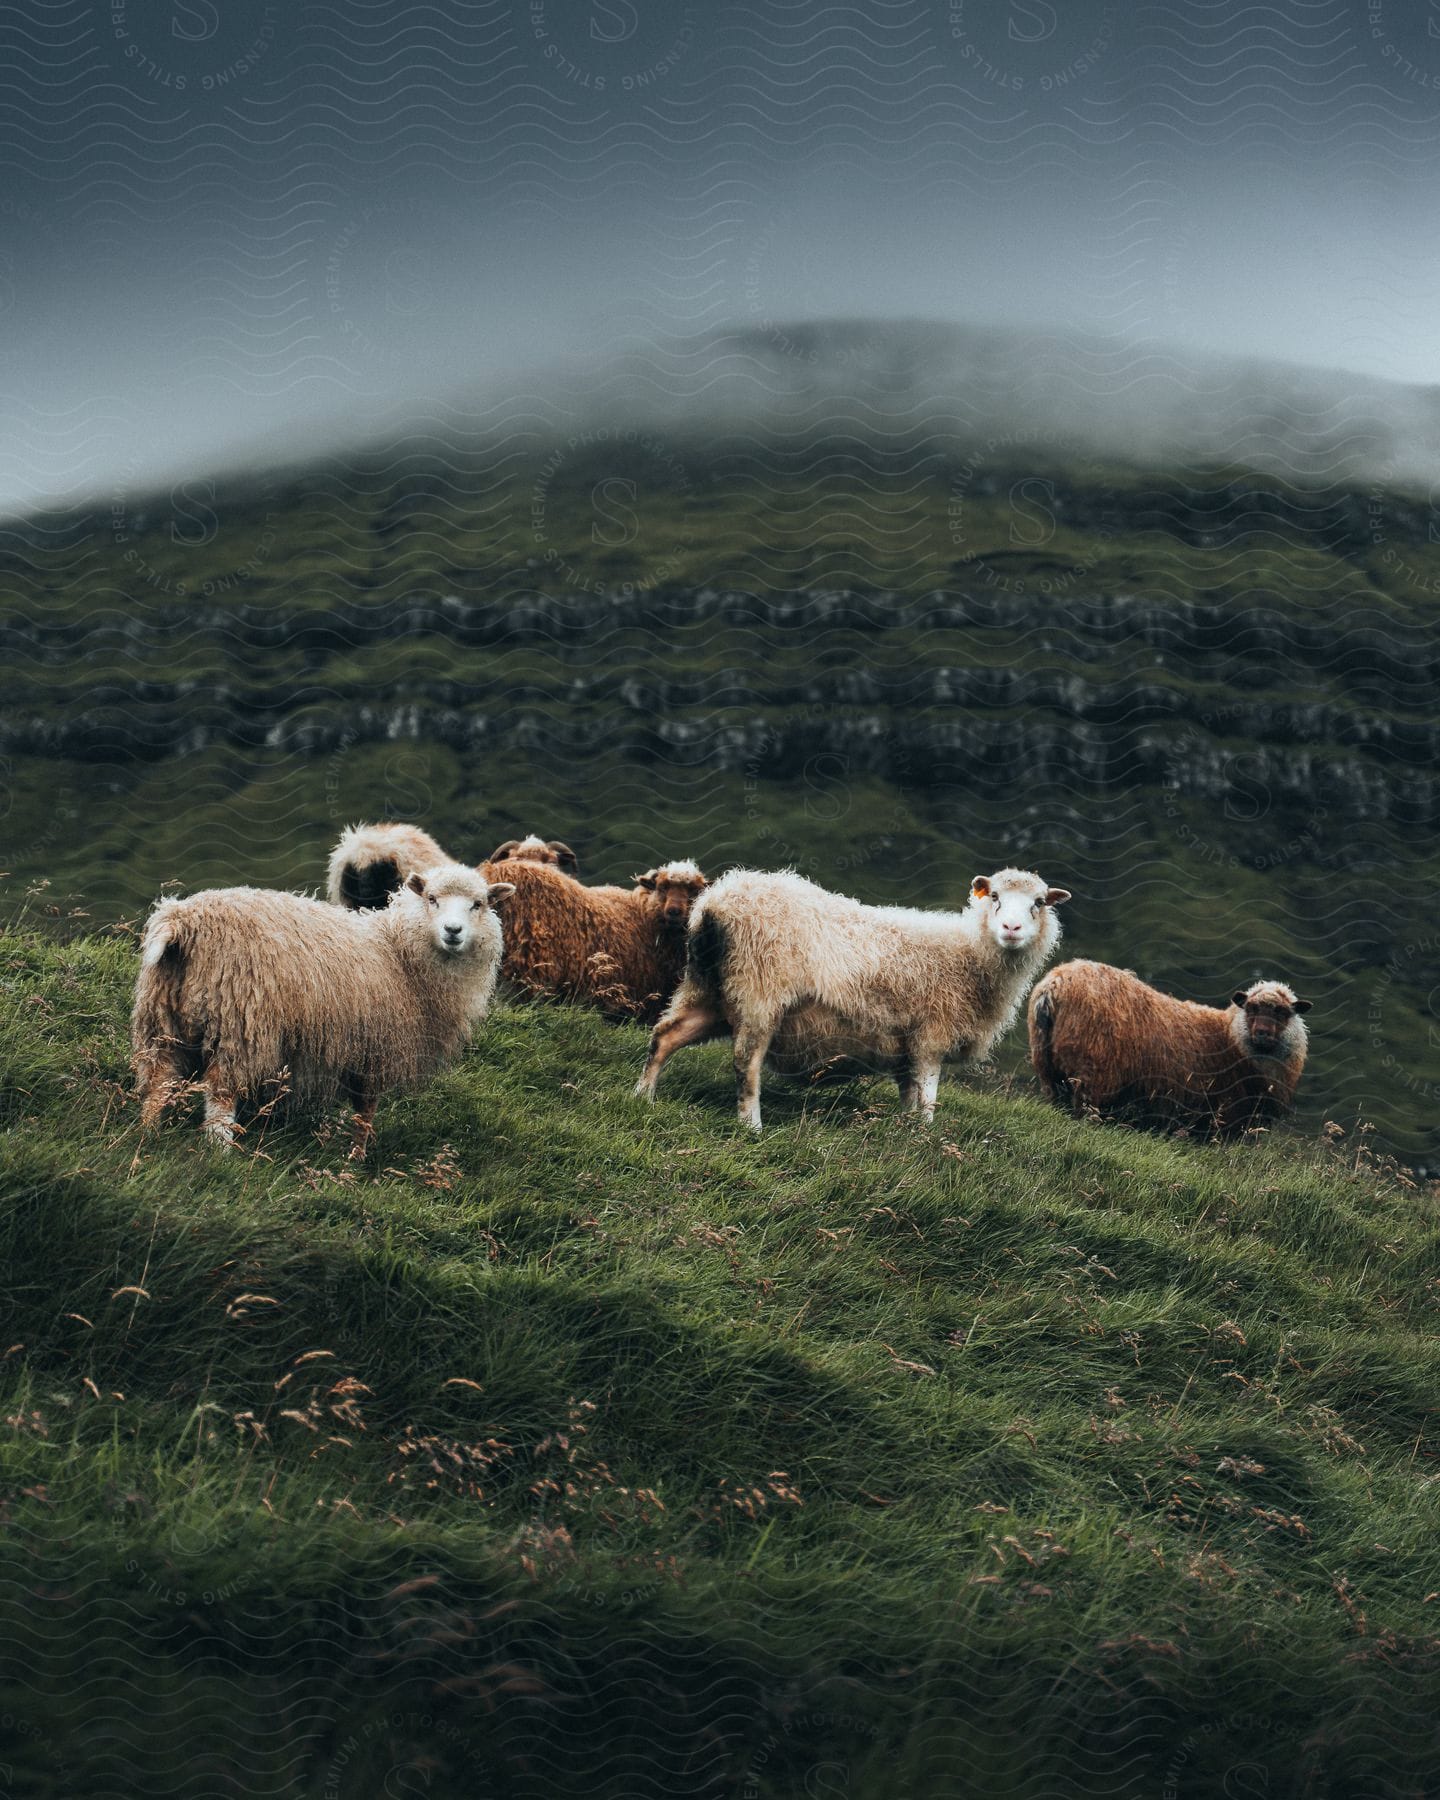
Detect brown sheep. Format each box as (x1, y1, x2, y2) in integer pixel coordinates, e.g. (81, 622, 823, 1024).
(328, 824, 579, 910)
(1028, 960, 1310, 1138)
(487, 834, 579, 876)
(133, 863, 513, 1153)
(485, 856, 708, 1025)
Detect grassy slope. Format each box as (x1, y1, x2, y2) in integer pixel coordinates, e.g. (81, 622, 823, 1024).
(3, 929, 1439, 1797)
(2, 446, 1439, 1162)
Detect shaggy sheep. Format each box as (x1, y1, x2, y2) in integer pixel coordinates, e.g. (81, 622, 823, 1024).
(491, 856, 709, 1024)
(327, 822, 450, 910)
(133, 863, 514, 1152)
(1027, 960, 1310, 1136)
(636, 866, 1071, 1130)
(631, 859, 710, 927)
(487, 835, 579, 876)
(328, 824, 578, 910)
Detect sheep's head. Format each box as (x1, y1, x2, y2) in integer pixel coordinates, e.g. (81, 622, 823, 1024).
(488, 835, 579, 875)
(969, 868, 1071, 954)
(405, 865, 514, 956)
(636, 859, 708, 928)
(1230, 980, 1310, 1057)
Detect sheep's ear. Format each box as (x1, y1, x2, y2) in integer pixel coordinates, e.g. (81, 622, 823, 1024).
(1293, 998, 1312, 1014)
(970, 876, 991, 900)
(548, 840, 578, 873)
(1230, 989, 1249, 1007)
(635, 871, 658, 890)
(405, 873, 427, 896)
(1044, 887, 1071, 907)
(487, 882, 516, 904)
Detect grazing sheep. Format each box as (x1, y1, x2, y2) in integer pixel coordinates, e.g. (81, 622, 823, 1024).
(491, 856, 709, 1025)
(328, 824, 579, 910)
(636, 866, 1071, 1130)
(1028, 960, 1310, 1136)
(133, 863, 514, 1152)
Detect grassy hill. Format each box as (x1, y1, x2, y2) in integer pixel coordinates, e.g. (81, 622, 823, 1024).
(4, 418, 1440, 1786)
(0, 434, 1438, 1164)
(2, 927, 1439, 1796)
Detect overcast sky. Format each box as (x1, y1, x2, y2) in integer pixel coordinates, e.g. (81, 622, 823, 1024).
(2, 0, 1438, 513)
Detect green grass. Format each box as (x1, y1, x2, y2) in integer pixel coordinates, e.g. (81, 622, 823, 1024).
(3, 926, 1439, 1796)
(8, 737, 1436, 1167)
(3, 439, 1439, 1168)
(5, 433, 1440, 1785)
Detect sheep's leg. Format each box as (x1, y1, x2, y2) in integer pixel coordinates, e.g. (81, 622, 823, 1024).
(136, 1055, 181, 1128)
(897, 1049, 918, 1112)
(898, 1035, 944, 1122)
(135, 1033, 192, 1128)
(733, 1020, 776, 1132)
(635, 1003, 726, 1099)
(202, 1084, 238, 1150)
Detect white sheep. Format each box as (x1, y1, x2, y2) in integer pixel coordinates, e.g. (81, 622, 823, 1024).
(327, 822, 450, 909)
(327, 824, 580, 910)
(636, 865, 1071, 1130)
(132, 863, 514, 1153)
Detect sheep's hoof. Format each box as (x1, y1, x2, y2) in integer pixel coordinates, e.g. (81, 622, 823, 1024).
(633, 1078, 656, 1102)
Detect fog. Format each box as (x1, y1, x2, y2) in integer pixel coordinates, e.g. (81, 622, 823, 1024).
(3, 0, 1439, 514)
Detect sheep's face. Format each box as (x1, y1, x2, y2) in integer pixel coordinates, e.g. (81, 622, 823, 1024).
(970, 869, 1071, 954)
(406, 868, 513, 956)
(489, 835, 579, 875)
(636, 861, 708, 928)
(1231, 982, 1310, 1058)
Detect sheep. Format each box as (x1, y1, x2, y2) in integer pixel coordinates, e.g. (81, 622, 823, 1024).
(636, 866, 1071, 1130)
(491, 856, 709, 1025)
(327, 821, 450, 909)
(328, 824, 578, 910)
(132, 863, 514, 1153)
(486, 834, 579, 876)
(1027, 960, 1310, 1137)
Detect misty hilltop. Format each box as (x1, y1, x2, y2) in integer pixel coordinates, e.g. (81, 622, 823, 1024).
(13, 317, 1440, 525)
(502, 318, 1440, 490)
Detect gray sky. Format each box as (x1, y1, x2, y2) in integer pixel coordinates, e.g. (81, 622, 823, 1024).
(2, 0, 1438, 512)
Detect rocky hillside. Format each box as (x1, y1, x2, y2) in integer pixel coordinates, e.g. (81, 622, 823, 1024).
(2, 436, 1437, 1163)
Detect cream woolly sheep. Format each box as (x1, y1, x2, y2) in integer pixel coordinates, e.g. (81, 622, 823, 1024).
(132, 863, 514, 1152)
(327, 822, 450, 910)
(1028, 960, 1310, 1137)
(636, 866, 1071, 1130)
(328, 825, 580, 911)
